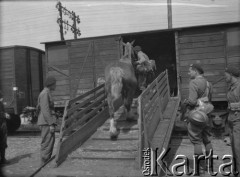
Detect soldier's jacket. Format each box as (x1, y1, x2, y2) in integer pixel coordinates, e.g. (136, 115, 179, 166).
(137, 51, 149, 64)
(227, 79, 240, 120)
(136, 51, 152, 73)
(186, 75, 212, 108)
(0, 101, 6, 125)
(37, 88, 56, 126)
(227, 79, 240, 103)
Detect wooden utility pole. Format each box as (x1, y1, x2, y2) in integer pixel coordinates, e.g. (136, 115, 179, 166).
(56, 1, 81, 40)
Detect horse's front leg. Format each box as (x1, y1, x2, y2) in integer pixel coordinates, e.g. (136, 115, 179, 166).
(138, 72, 147, 91)
(108, 96, 118, 139)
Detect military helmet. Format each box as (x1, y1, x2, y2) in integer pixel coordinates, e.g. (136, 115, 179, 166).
(188, 110, 208, 126)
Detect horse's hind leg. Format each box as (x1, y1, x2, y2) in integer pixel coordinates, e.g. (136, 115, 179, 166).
(107, 95, 118, 139)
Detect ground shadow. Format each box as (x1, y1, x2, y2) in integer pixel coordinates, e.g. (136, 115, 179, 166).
(4, 153, 32, 166)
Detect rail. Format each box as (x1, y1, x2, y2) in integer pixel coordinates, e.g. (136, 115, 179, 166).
(138, 69, 171, 167)
(54, 84, 109, 167)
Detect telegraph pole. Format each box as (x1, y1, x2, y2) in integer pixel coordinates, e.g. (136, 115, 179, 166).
(56, 1, 81, 40)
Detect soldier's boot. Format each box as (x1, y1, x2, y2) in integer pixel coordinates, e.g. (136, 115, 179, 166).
(0, 149, 7, 164)
(206, 150, 215, 175)
(193, 154, 205, 176)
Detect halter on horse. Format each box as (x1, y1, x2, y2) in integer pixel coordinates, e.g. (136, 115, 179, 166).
(104, 42, 137, 139)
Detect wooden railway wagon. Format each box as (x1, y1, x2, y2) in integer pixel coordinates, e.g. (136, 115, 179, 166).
(43, 23, 239, 109)
(176, 24, 240, 102)
(0, 46, 45, 116)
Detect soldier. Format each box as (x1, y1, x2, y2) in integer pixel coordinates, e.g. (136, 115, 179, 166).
(224, 66, 240, 176)
(181, 64, 213, 175)
(133, 46, 151, 90)
(0, 91, 8, 165)
(37, 76, 57, 166)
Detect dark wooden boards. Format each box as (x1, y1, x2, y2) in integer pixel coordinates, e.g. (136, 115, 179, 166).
(46, 36, 121, 107)
(0, 46, 44, 114)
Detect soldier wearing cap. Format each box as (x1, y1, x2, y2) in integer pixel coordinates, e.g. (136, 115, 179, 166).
(224, 66, 240, 176)
(37, 76, 57, 166)
(133, 46, 151, 90)
(182, 63, 213, 174)
(0, 91, 8, 165)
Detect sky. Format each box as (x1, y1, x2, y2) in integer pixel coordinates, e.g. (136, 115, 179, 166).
(0, 0, 239, 51)
(0, 0, 168, 50)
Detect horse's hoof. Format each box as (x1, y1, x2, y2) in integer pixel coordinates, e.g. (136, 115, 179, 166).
(110, 131, 118, 140)
(126, 117, 137, 122)
(126, 112, 137, 122)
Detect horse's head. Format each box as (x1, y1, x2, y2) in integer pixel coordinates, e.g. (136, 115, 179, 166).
(120, 41, 135, 64)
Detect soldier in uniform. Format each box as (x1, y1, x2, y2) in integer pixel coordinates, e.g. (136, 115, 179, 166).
(181, 64, 213, 175)
(37, 76, 57, 166)
(133, 46, 151, 90)
(0, 91, 8, 165)
(224, 66, 240, 176)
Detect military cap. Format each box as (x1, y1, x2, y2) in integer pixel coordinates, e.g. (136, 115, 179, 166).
(133, 46, 142, 52)
(225, 66, 240, 77)
(45, 76, 56, 87)
(190, 63, 204, 74)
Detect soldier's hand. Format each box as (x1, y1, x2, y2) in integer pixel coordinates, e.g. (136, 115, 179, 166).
(5, 113, 10, 119)
(50, 125, 55, 133)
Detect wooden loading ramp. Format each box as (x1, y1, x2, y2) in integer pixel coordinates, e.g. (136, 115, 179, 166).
(35, 70, 180, 177)
(35, 102, 144, 177)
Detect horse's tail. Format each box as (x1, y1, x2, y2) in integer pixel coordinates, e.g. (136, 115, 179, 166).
(109, 67, 124, 100)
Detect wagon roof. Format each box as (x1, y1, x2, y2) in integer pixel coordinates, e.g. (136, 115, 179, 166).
(41, 22, 240, 45)
(0, 45, 44, 53)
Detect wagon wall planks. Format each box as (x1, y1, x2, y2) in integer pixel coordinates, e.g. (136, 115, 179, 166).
(15, 48, 29, 114)
(0, 48, 15, 111)
(226, 27, 240, 68)
(46, 36, 120, 107)
(47, 45, 70, 107)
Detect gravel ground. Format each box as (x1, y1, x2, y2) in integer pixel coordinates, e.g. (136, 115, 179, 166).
(1, 134, 59, 177)
(6, 136, 41, 160)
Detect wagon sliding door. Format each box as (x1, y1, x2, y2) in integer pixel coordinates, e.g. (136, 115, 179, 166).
(176, 27, 227, 102)
(68, 36, 121, 99)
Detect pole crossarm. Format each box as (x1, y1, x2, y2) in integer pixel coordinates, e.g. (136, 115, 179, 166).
(56, 1, 81, 40)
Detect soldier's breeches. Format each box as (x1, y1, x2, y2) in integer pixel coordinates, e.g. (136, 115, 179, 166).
(228, 114, 240, 175)
(40, 125, 55, 163)
(187, 122, 212, 155)
(0, 122, 7, 152)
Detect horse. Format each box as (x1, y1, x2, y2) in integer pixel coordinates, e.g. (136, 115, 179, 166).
(104, 41, 137, 139)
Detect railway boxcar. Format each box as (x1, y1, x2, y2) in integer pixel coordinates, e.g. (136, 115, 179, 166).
(0, 45, 45, 131)
(43, 23, 239, 110)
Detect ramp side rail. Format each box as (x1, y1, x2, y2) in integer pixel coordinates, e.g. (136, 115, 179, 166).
(54, 84, 109, 166)
(138, 70, 170, 168)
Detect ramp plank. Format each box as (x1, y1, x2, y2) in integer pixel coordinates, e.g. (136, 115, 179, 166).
(69, 150, 137, 160)
(81, 139, 139, 151)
